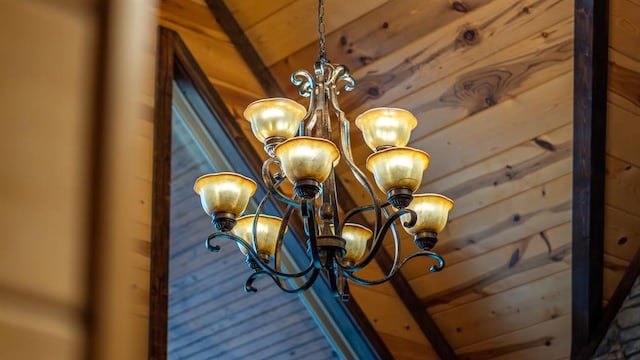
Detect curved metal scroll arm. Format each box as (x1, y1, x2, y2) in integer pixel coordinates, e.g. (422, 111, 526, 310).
(244, 267, 320, 294)
(205, 232, 313, 279)
(262, 157, 300, 209)
(345, 208, 416, 272)
(343, 250, 445, 286)
(331, 92, 384, 241)
(301, 200, 323, 270)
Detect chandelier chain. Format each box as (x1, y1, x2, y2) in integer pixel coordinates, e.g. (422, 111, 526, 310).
(317, 0, 327, 62)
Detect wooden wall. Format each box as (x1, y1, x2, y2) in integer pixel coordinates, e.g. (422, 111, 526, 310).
(0, 0, 155, 359)
(603, 0, 640, 300)
(0, 1, 97, 357)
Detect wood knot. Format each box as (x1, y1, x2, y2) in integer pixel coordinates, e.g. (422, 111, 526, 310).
(485, 95, 497, 106)
(367, 87, 380, 97)
(339, 35, 348, 46)
(513, 214, 521, 222)
(382, 22, 389, 29)
(534, 138, 556, 151)
(359, 56, 374, 65)
(541, 31, 549, 38)
(462, 29, 479, 44)
(452, 1, 469, 12)
(522, 6, 530, 14)
(508, 248, 520, 268)
(618, 236, 628, 245)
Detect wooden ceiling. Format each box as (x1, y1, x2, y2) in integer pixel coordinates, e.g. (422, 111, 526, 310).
(156, 0, 640, 359)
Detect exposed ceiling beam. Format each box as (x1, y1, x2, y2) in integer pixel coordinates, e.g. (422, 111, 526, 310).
(572, 0, 609, 357)
(205, 1, 457, 359)
(205, 0, 281, 98)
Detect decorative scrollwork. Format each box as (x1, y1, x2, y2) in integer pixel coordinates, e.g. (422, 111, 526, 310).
(291, 70, 315, 97)
(244, 268, 320, 294)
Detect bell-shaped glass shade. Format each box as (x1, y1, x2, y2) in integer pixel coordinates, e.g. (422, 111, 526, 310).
(244, 98, 307, 142)
(193, 173, 257, 216)
(340, 223, 372, 263)
(355, 108, 418, 151)
(274, 136, 340, 184)
(366, 147, 430, 194)
(233, 214, 286, 256)
(401, 194, 454, 235)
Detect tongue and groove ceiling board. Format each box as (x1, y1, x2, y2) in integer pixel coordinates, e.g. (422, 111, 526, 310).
(154, 0, 640, 359)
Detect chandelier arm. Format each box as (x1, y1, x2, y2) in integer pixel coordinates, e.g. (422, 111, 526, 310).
(273, 204, 296, 274)
(343, 250, 444, 286)
(206, 232, 315, 279)
(251, 187, 275, 255)
(342, 208, 416, 272)
(245, 267, 320, 294)
(262, 157, 300, 208)
(382, 205, 402, 276)
(301, 200, 323, 269)
(341, 201, 395, 229)
(403, 250, 445, 273)
(333, 96, 383, 239)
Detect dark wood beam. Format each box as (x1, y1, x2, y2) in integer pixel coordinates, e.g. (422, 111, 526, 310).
(205, 2, 457, 359)
(578, 249, 640, 359)
(149, 27, 176, 360)
(205, 0, 282, 97)
(572, 0, 609, 357)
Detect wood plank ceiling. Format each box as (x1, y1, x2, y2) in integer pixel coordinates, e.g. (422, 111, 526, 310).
(157, 0, 640, 359)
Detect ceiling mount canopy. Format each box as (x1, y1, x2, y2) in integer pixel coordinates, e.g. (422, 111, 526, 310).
(194, 0, 454, 301)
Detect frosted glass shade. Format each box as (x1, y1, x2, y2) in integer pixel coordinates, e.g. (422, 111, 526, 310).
(401, 194, 454, 235)
(355, 108, 417, 151)
(233, 215, 286, 256)
(366, 147, 430, 193)
(340, 223, 372, 263)
(193, 173, 257, 216)
(274, 136, 340, 184)
(244, 98, 307, 142)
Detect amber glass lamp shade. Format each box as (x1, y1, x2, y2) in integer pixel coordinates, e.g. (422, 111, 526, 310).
(244, 98, 307, 143)
(366, 147, 430, 207)
(274, 136, 340, 198)
(355, 108, 418, 151)
(233, 215, 286, 257)
(340, 223, 372, 263)
(401, 194, 454, 235)
(193, 172, 257, 217)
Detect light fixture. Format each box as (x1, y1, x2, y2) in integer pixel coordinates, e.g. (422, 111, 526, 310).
(194, 0, 454, 301)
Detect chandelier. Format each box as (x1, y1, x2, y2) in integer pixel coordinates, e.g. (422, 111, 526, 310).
(193, 0, 454, 301)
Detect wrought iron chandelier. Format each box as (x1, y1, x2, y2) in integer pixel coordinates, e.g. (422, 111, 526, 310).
(193, 0, 454, 301)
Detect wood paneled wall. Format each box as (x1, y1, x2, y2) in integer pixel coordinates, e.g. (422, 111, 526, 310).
(603, 0, 640, 300)
(0, 2, 96, 355)
(0, 0, 156, 359)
